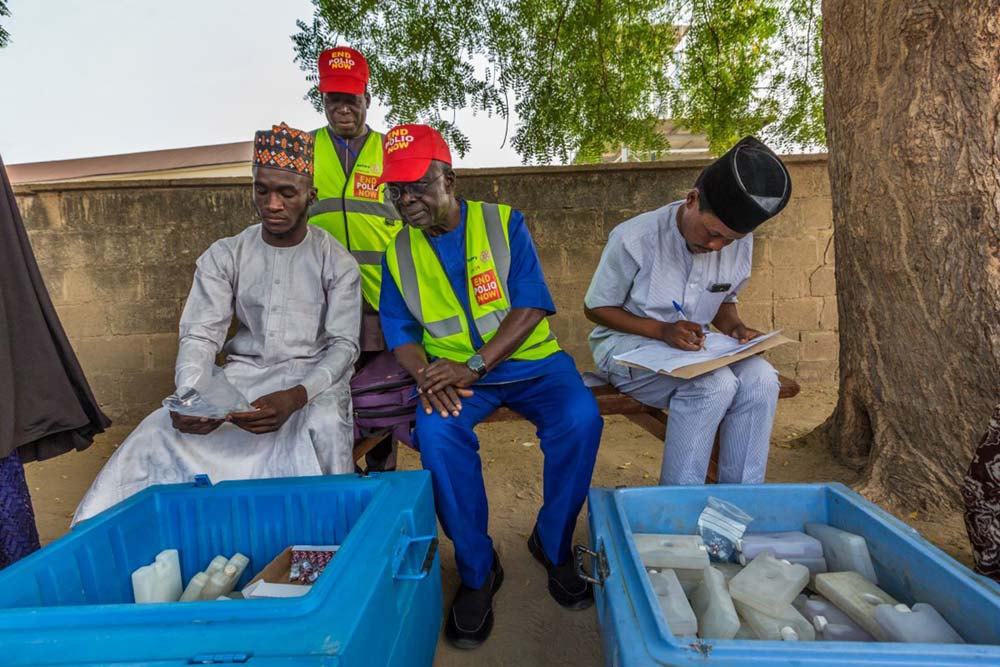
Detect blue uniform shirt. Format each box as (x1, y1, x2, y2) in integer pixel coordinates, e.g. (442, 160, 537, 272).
(380, 200, 577, 384)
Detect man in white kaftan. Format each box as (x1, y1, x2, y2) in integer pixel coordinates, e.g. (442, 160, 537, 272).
(74, 123, 360, 524)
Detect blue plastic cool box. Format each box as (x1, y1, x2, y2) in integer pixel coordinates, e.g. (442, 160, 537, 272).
(0, 471, 442, 666)
(584, 482, 1000, 666)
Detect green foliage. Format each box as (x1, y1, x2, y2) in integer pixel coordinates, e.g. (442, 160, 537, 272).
(293, 0, 824, 161)
(773, 0, 825, 151)
(0, 1, 10, 49)
(667, 0, 823, 154)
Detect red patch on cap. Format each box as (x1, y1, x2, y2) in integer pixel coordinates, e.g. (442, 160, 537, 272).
(378, 124, 453, 185)
(318, 47, 369, 94)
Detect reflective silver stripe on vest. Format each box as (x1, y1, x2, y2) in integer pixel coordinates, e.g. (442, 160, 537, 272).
(522, 332, 557, 351)
(395, 212, 515, 340)
(481, 203, 511, 286)
(308, 199, 334, 218)
(425, 316, 464, 338)
(395, 231, 465, 337)
(309, 197, 399, 220)
(394, 231, 425, 325)
(474, 309, 508, 335)
(352, 250, 384, 266)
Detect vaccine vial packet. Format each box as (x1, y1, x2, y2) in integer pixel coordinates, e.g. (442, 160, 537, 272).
(698, 496, 753, 563)
(162, 366, 253, 419)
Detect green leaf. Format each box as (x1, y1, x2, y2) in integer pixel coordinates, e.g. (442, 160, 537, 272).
(293, 0, 825, 161)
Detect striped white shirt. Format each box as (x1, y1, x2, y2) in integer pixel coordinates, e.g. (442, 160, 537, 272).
(585, 201, 753, 372)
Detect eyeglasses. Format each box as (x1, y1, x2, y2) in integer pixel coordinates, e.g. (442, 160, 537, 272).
(384, 172, 444, 203)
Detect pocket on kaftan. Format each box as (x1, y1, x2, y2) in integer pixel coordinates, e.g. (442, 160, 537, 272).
(284, 299, 326, 348)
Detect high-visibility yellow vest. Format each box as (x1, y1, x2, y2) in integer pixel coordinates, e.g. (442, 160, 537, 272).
(385, 200, 561, 362)
(309, 127, 402, 309)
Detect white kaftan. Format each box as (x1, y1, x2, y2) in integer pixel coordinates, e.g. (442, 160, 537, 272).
(74, 224, 361, 523)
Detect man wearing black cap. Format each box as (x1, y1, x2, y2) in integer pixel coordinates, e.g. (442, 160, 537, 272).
(584, 136, 791, 486)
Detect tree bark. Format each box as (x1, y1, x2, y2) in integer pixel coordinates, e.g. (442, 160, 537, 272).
(819, 0, 1000, 511)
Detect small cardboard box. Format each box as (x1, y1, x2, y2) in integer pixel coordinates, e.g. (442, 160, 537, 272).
(241, 545, 340, 599)
(246, 547, 298, 587)
(242, 547, 311, 599)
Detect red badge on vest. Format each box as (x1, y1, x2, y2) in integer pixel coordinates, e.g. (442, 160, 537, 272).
(354, 173, 380, 201)
(472, 270, 502, 306)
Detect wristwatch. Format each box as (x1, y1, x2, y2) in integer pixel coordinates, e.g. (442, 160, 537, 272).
(466, 354, 488, 378)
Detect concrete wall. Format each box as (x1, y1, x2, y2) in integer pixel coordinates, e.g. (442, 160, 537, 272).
(14, 156, 836, 424)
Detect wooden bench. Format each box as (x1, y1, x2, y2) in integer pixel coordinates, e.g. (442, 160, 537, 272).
(353, 374, 801, 483)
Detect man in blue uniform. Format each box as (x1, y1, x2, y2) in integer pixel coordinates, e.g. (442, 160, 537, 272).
(377, 124, 603, 649)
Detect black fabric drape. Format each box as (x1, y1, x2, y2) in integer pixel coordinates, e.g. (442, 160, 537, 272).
(0, 154, 111, 462)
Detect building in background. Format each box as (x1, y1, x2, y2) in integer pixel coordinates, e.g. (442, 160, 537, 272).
(6, 142, 253, 185)
(599, 120, 710, 163)
(8, 119, 710, 183)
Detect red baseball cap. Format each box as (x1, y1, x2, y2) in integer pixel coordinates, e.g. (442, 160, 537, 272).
(379, 124, 453, 184)
(318, 47, 369, 94)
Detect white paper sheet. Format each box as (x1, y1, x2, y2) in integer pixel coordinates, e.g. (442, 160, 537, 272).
(613, 330, 783, 374)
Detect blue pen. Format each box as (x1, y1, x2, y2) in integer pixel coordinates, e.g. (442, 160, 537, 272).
(672, 300, 705, 348)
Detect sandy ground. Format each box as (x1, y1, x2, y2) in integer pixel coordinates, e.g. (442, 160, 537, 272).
(24, 382, 972, 666)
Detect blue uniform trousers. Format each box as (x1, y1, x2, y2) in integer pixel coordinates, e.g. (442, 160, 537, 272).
(414, 368, 603, 589)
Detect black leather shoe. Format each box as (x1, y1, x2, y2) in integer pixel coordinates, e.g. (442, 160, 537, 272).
(527, 526, 593, 610)
(444, 550, 504, 649)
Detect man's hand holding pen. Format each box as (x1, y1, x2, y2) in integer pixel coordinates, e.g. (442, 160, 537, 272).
(660, 320, 706, 351)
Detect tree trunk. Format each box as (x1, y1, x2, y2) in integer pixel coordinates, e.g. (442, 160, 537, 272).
(819, 0, 1000, 511)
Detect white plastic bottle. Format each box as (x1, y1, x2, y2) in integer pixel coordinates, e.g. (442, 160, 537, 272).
(874, 603, 964, 644)
(205, 555, 228, 577)
(195, 552, 250, 600)
(738, 530, 828, 574)
(805, 523, 877, 583)
(200, 564, 238, 599)
(734, 600, 816, 641)
(179, 572, 209, 602)
(739, 532, 824, 561)
(793, 594, 874, 641)
(728, 553, 810, 617)
(226, 553, 250, 584)
(691, 566, 740, 639)
(813, 615, 874, 641)
(814, 571, 897, 640)
(633, 534, 710, 571)
(131, 549, 182, 603)
(646, 568, 699, 637)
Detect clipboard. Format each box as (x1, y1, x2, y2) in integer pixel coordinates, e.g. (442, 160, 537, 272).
(616, 332, 795, 379)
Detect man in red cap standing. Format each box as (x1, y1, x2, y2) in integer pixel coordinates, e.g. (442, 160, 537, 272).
(378, 124, 603, 649)
(309, 47, 406, 471)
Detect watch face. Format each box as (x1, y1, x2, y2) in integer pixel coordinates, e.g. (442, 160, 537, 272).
(468, 354, 486, 376)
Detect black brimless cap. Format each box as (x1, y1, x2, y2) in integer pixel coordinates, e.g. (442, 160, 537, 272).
(699, 136, 791, 234)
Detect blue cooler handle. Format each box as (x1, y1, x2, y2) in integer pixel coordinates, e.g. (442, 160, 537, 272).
(392, 534, 439, 581)
(574, 542, 609, 586)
